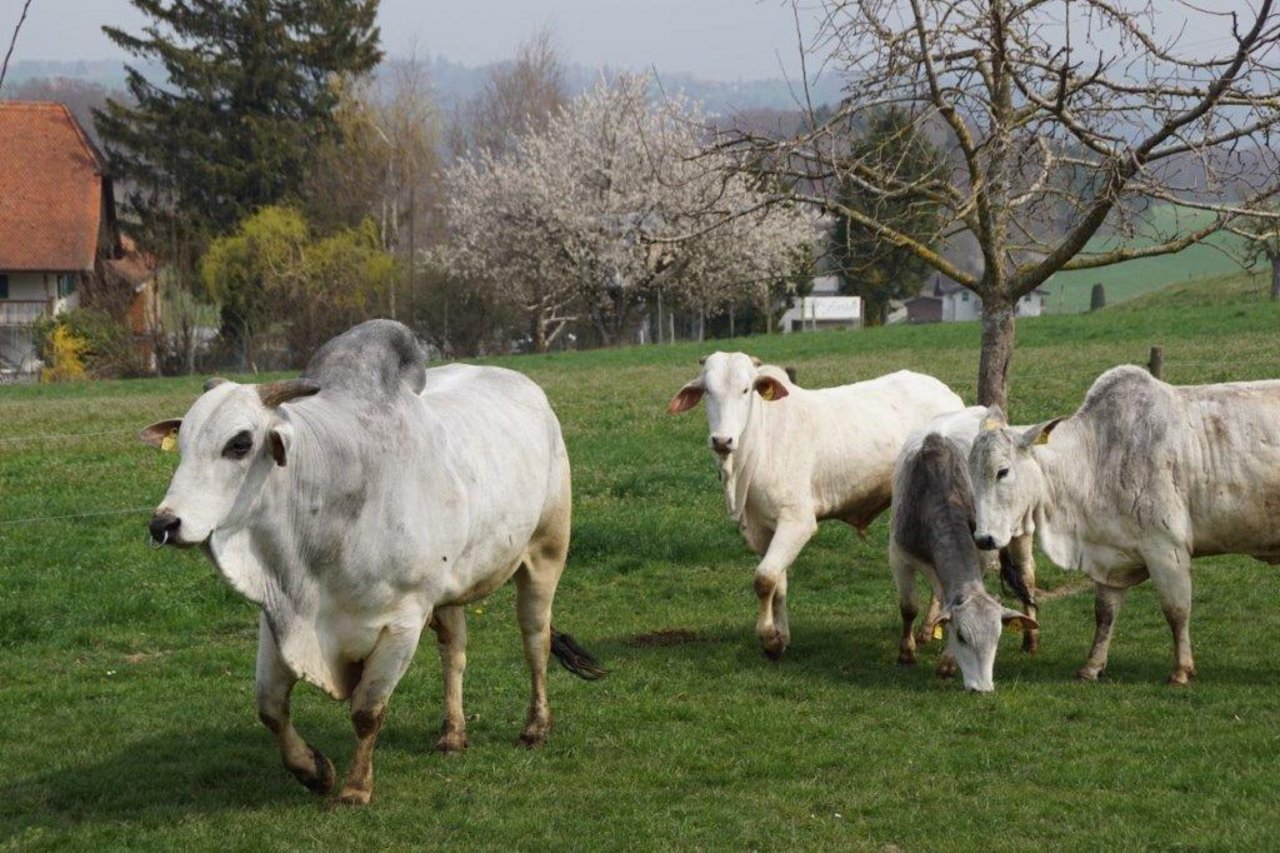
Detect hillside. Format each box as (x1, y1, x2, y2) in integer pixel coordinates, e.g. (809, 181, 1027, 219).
(1042, 205, 1250, 313)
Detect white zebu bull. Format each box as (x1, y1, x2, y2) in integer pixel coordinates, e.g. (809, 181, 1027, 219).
(889, 408, 1038, 692)
(969, 365, 1280, 685)
(668, 352, 964, 658)
(142, 320, 601, 805)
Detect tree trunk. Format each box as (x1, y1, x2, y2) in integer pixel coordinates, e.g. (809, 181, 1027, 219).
(1271, 254, 1280, 300)
(531, 314, 547, 354)
(977, 296, 1016, 409)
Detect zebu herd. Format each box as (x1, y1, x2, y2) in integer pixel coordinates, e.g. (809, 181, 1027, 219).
(142, 319, 1280, 803)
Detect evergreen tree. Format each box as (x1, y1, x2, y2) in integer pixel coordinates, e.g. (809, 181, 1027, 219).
(829, 108, 945, 326)
(94, 0, 382, 250)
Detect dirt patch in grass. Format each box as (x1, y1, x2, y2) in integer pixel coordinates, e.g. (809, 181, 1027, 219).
(625, 628, 712, 648)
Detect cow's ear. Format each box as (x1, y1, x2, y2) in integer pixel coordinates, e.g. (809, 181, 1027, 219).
(749, 355, 762, 367)
(754, 375, 789, 402)
(1019, 416, 1065, 449)
(139, 419, 182, 450)
(667, 382, 705, 414)
(1001, 608, 1038, 632)
(268, 423, 294, 467)
(981, 405, 1007, 431)
(203, 376, 230, 392)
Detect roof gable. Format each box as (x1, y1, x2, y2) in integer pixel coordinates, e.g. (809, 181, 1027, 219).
(0, 101, 106, 273)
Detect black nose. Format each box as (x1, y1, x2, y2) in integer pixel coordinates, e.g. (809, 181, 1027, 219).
(975, 534, 997, 551)
(149, 511, 180, 545)
(711, 437, 733, 455)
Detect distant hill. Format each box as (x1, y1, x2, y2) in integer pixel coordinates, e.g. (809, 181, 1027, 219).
(8, 55, 846, 115)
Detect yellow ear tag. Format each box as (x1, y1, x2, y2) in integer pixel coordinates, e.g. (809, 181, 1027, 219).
(1005, 620, 1023, 634)
(1034, 431, 1051, 446)
(982, 417, 1002, 432)
(760, 384, 775, 401)
(160, 430, 178, 453)
(932, 624, 944, 641)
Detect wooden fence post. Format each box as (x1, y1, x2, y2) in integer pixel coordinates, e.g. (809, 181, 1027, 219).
(1148, 345, 1164, 380)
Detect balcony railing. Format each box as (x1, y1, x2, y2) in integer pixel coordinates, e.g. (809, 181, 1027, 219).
(0, 301, 51, 326)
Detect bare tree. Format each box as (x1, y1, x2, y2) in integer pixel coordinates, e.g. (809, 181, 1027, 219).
(447, 27, 568, 159)
(0, 0, 33, 94)
(720, 0, 1280, 407)
(1233, 205, 1280, 300)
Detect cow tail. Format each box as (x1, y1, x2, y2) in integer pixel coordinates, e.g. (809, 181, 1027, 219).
(998, 549, 1036, 610)
(550, 628, 606, 680)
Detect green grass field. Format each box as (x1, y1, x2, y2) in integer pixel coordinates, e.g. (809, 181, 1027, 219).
(1042, 206, 1252, 313)
(3, 271, 1280, 849)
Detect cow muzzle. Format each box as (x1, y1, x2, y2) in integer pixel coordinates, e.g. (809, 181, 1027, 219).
(149, 510, 182, 548)
(974, 533, 1000, 551)
(710, 435, 735, 456)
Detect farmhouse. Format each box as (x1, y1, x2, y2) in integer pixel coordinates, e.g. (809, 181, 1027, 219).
(0, 101, 155, 376)
(779, 274, 863, 332)
(905, 275, 1047, 323)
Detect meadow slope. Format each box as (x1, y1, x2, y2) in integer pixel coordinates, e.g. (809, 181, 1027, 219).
(2, 272, 1279, 850)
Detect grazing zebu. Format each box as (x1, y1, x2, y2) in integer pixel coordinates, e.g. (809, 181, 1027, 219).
(142, 320, 601, 805)
(889, 408, 1038, 692)
(667, 352, 964, 658)
(969, 365, 1280, 685)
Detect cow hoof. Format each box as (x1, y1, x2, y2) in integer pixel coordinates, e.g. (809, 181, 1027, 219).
(435, 731, 469, 755)
(897, 651, 917, 667)
(1076, 667, 1101, 682)
(1168, 668, 1195, 686)
(291, 746, 336, 795)
(1021, 632, 1040, 654)
(335, 787, 372, 806)
(517, 729, 548, 749)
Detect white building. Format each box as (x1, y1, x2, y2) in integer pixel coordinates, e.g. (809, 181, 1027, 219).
(779, 275, 862, 332)
(904, 276, 1046, 323)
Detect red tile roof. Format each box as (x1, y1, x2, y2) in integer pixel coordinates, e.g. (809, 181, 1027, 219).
(0, 101, 106, 272)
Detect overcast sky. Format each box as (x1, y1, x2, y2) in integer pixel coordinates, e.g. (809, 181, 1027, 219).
(5, 0, 1270, 82)
(8, 0, 815, 81)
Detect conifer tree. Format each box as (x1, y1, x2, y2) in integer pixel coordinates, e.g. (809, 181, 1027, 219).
(95, 0, 382, 250)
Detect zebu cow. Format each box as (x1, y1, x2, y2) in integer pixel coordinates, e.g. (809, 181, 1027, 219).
(969, 365, 1280, 685)
(667, 352, 964, 658)
(142, 320, 601, 804)
(889, 408, 1038, 692)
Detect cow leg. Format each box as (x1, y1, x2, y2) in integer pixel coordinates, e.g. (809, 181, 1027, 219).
(1077, 583, 1128, 681)
(337, 624, 423, 806)
(915, 591, 943, 647)
(889, 541, 920, 666)
(753, 518, 817, 659)
(515, 531, 569, 748)
(1009, 534, 1040, 654)
(428, 605, 469, 754)
(1147, 552, 1196, 685)
(254, 614, 335, 795)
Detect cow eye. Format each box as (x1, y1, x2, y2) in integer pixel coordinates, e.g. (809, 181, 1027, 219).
(996, 467, 1010, 481)
(742, 387, 750, 395)
(222, 431, 253, 459)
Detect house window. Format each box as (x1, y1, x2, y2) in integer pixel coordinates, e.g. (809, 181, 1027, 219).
(960, 292, 969, 301)
(57, 274, 76, 298)
(0, 274, 8, 299)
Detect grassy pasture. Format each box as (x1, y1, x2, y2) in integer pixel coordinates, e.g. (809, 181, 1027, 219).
(2, 272, 1280, 850)
(1042, 205, 1252, 313)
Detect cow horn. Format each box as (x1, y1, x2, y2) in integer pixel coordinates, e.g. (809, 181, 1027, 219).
(257, 378, 322, 408)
